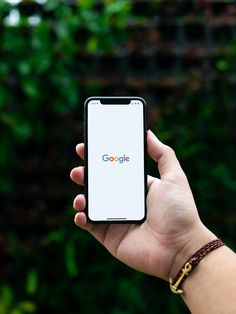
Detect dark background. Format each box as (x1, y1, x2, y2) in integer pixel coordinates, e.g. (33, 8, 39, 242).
(0, 1, 236, 313)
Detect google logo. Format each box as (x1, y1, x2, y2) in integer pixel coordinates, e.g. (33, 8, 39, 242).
(102, 154, 130, 164)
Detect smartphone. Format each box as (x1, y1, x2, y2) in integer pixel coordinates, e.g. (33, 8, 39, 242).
(84, 97, 147, 223)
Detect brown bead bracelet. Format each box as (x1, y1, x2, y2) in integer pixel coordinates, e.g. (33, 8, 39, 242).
(169, 239, 225, 294)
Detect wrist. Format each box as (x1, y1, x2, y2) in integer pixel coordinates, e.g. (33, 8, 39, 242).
(169, 223, 217, 280)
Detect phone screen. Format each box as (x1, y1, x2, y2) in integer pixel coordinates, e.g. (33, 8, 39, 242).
(85, 98, 146, 222)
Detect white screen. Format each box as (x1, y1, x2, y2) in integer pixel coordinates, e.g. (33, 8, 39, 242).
(87, 99, 146, 221)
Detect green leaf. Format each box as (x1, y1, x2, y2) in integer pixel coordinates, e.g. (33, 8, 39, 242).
(79, 0, 95, 10)
(26, 270, 38, 296)
(216, 59, 229, 71)
(65, 242, 78, 277)
(11, 310, 22, 314)
(0, 286, 13, 312)
(22, 80, 39, 99)
(105, 1, 130, 16)
(87, 37, 98, 53)
(42, 229, 66, 244)
(18, 62, 31, 75)
(1, 113, 32, 140)
(55, 21, 69, 39)
(18, 301, 36, 313)
(0, 62, 9, 75)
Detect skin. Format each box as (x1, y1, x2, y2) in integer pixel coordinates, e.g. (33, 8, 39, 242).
(70, 130, 236, 313)
(70, 130, 215, 280)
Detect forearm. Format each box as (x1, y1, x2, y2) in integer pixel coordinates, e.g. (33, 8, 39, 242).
(182, 245, 236, 313)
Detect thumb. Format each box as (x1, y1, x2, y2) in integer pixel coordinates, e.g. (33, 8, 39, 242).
(147, 130, 186, 182)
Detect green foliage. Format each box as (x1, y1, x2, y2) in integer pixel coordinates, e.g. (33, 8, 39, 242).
(0, 285, 36, 314)
(1, 1, 236, 314)
(0, 0, 131, 194)
(26, 269, 38, 296)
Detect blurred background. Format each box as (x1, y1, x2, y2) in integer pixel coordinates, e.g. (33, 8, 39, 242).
(1, 0, 236, 313)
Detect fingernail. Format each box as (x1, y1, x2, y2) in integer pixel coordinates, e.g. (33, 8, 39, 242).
(148, 130, 157, 138)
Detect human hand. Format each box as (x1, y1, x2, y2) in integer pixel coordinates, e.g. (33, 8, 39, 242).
(70, 130, 215, 281)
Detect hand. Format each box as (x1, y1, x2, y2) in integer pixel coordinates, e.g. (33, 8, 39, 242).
(70, 130, 215, 281)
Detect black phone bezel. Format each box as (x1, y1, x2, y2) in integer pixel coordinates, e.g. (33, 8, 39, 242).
(84, 96, 147, 224)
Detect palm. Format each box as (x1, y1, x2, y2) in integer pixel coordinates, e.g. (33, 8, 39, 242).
(88, 176, 199, 280)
